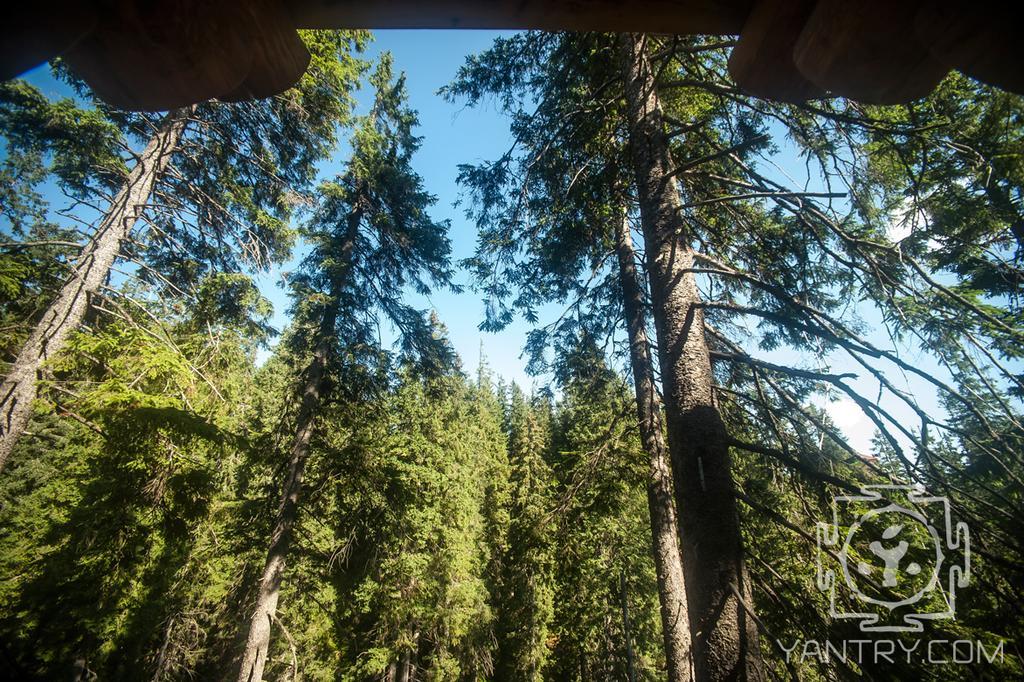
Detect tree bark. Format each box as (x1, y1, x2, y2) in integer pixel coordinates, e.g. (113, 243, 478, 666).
(0, 106, 193, 471)
(619, 571, 638, 682)
(396, 646, 413, 682)
(617, 33, 762, 681)
(234, 334, 328, 682)
(614, 214, 693, 682)
(234, 210, 360, 682)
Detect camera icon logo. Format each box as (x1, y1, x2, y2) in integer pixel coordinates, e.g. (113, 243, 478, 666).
(816, 485, 970, 632)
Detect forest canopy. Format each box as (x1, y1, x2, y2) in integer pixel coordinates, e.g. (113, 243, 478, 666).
(0, 29, 1021, 682)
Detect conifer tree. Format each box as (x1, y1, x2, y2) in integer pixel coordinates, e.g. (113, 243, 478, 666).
(548, 335, 667, 681)
(0, 31, 367, 469)
(234, 54, 453, 682)
(493, 383, 556, 681)
(0, 272, 273, 678)
(448, 29, 1024, 679)
(329, 351, 506, 681)
(446, 34, 698, 680)
(617, 33, 761, 680)
(613, 213, 693, 681)
(1, 26, 1022, 682)
(0, 96, 190, 470)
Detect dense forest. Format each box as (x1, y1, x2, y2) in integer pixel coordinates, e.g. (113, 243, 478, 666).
(0, 29, 1022, 681)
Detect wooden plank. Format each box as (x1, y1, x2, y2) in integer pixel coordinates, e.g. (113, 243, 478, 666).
(727, 0, 823, 103)
(0, 3, 96, 81)
(5, 0, 1019, 110)
(793, 0, 951, 104)
(217, 0, 310, 102)
(288, 0, 753, 34)
(62, 0, 253, 111)
(915, 0, 1024, 94)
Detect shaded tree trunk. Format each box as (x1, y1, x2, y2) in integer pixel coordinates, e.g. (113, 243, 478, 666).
(234, 331, 328, 682)
(235, 210, 360, 682)
(619, 572, 638, 682)
(0, 106, 192, 471)
(617, 33, 762, 681)
(614, 214, 693, 682)
(396, 639, 416, 682)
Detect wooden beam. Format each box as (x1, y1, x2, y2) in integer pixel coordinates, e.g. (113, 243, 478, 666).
(0, 3, 96, 81)
(217, 0, 310, 102)
(288, 0, 753, 34)
(915, 0, 1024, 94)
(793, 0, 951, 104)
(62, 0, 254, 111)
(727, 0, 823, 103)
(2, 0, 1020, 111)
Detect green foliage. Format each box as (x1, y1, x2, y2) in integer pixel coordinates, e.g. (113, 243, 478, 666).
(447, 30, 1024, 680)
(0, 79, 122, 360)
(131, 31, 370, 287)
(547, 337, 665, 681)
(0, 224, 81, 359)
(1, 26, 1022, 682)
(329, 369, 501, 680)
(289, 52, 455, 375)
(492, 383, 556, 681)
(191, 272, 276, 344)
(0, 79, 125, 198)
(0, 312, 259, 678)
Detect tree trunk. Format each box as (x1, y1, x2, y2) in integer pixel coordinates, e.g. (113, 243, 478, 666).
(0, 106, 193, 471)
(614, 214, 693, 682)
(392, 628, 419, 682)
(619, 572, 638, 682)
(234, 337, 327, 682)
(235, 211, 360, 682)
(617, 33, 762, 681)
(396, 646, 413, 682)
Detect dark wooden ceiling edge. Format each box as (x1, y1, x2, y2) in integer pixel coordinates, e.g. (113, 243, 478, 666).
(286, 0, 751, 34)
(3, 0, 1022, 109)
(288, 20, 744, 34)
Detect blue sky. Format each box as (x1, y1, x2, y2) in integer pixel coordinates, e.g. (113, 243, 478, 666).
(17, 30, 544, 389)
(13, 29, 977, 455)
(257, 30, 543, 389)
(280, 30, 958, 456)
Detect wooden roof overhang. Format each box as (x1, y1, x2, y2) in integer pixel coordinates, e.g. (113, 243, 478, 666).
(1, 1, 1021, 111)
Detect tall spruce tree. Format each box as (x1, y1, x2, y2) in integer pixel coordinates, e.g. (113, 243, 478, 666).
(328, 351, 507, 681)
(234, 54, 454, 682)
(548, 334, 667, 681)
(613, 212, 693, 682)
(0, 270, 274, 677)
(448, 29, 1024, 679)
(446, 34, 697, 681)
(0, 31, 367, 469)
(617, 33, 762, 680)
(493, 383, 556, 681)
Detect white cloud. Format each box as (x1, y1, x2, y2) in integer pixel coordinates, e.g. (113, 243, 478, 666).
(887, 196, 928, 243)
(827, 397, 862, 429)
(824, 397, 876, 454)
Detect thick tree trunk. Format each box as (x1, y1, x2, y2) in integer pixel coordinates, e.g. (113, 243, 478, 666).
(0, 106, 192, 471)
(235, 211, 360, 682)
(617, 33, 762, 681)
(614, 215, 693, 682)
